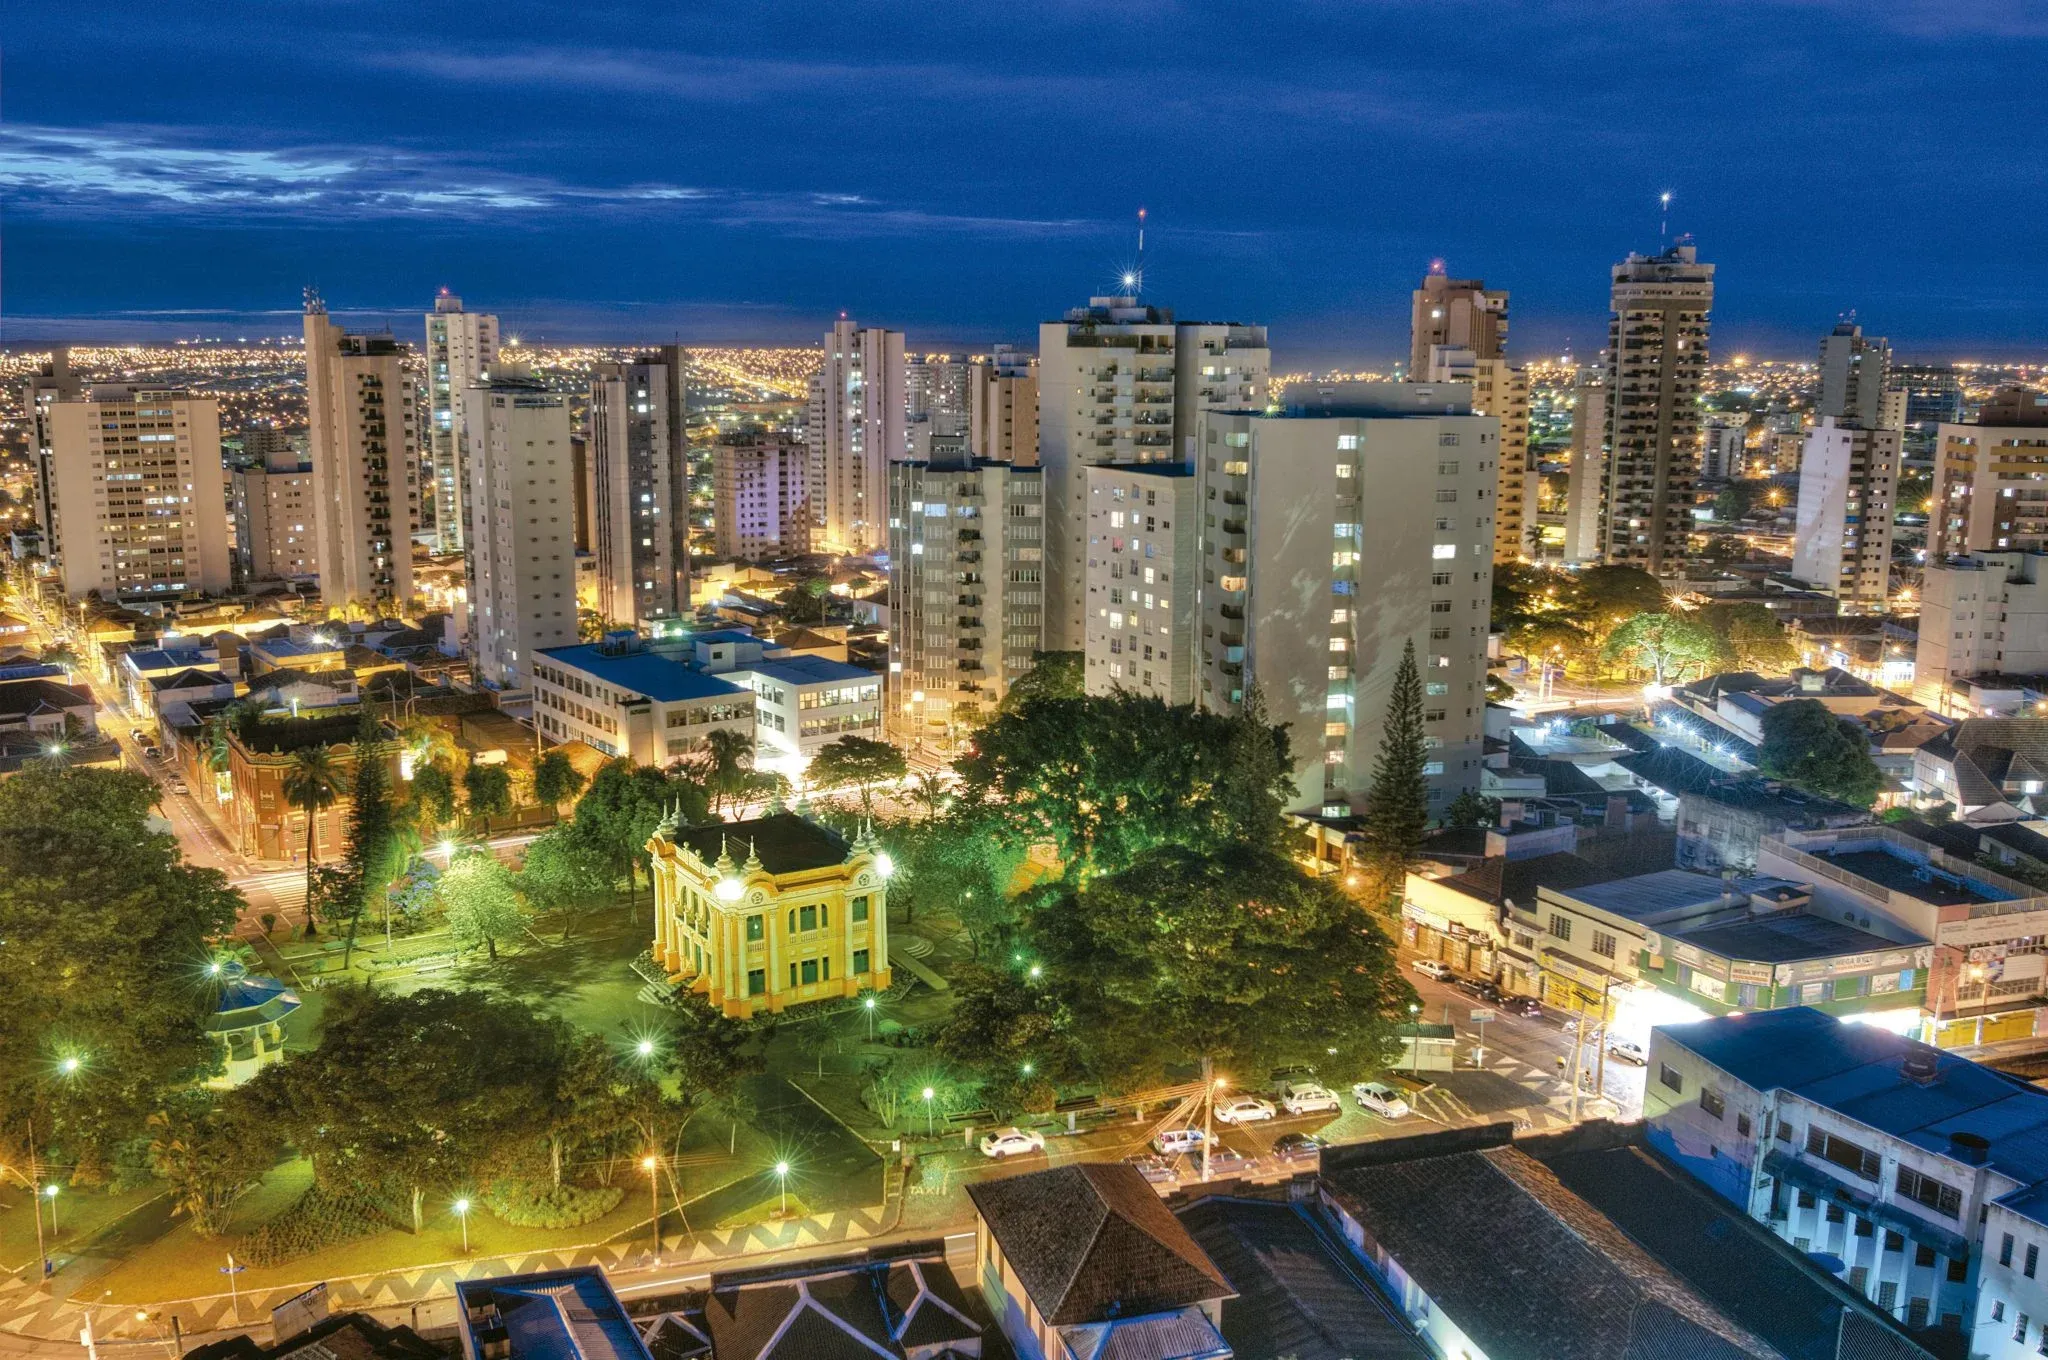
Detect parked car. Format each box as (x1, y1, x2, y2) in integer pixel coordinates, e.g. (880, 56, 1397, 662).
(1278, 1082, 1340, 1116)
(1352, 1081, 1412, 1119)
(128, 728, 147, 744)
(1452, 975, 1491, 998)
(1214, 1095, 1277, 1125)
(1498, 995, 1542, 1017)
(1411, 959, 1451, 981)
(142, 746, 163, 761)
(1605, 1037, 1648, 1066)
(1270, 1132, 1325, 1164)
(1204, 1146, 1252, 1176)
(1153, 1127, 1207, 1156)
(1127, 1154, 1177, 1185)
(167, 779, 189, 797)
(978, 1127, 1046, 1159)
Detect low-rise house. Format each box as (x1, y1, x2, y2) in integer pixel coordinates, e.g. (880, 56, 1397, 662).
(0, 675, 96, 741)
(457, 1268, 649, 1360)
(120, 644, 219, 713)
(1912, 719, 2048, 820)
(1678, 782, 1871, 873)
(142, 667, 235, 723)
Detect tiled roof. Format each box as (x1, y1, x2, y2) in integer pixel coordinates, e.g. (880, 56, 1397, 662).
(671, 813, 851, 876)
(1441, 852, 1623, 908)
(0, 677, 93, 719)
(1059, 1309, 1230, 1360)
(966, 1163, 1232, 1326)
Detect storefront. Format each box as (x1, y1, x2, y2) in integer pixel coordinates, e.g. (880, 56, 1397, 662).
(1401, 901, 1499, 979)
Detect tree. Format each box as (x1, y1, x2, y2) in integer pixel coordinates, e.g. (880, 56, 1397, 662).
(40, 641, 80, 679)
(338, 710, 403, 968)
(1355, 640, 1429, 911)
(1567, 565, 1669, 634)
(1441, 788, 1501, 831)
(532, 748, 586, 812)
(1601, 612, 1729, 686)
(0, 768, 244, 1180)
(1216, 683, 1292, 848)
(439, 850, 526, 961)
(282, 745, 349, 937)
(519, 824, 617, 939)
(1758, 699, 1883, 808)
(463, 759, 514, 826)
(999, 652, 1084, 714)
(146, 1091, 281, 1237)
(409, 761, 458, 833)
(887, 806, 1027, 948)
(934, 964, 1075, 1115)
(569, 760, 705, 919)
(695, 728, 756, 817)
(807, 735, 907, 820)
(1701, 602, 1800, 674)
(776, 574, 833, 626)
(907, 771, 949, 823)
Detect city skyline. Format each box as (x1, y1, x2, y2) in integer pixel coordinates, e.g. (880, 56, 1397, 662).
(5, 2, 2046, 360)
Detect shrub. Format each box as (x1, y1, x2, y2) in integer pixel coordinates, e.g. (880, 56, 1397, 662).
(235, 1185, 388, 1267)
(482, 1181, 622, 1230)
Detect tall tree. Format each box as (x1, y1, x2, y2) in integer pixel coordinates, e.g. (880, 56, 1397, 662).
(569, 761, 704, 919)
(409, 761, 458, 834)
(338, 710, 402, 968)
(1701, 602, 1800, 674)
(1217, 683, 1292, 848)
(519, 824, 617, 940)
(1601, 612, 1729, 686)
(463, 759, 514, 827)
(1758, 699, 1884, 808)
(998, 652, 1084, 714)
(146, 1091, 281, 1237)
(532, 748, 586, 813)
(438, 849, 526, 961)
(1356, 640, 1429, 912)
(282, 745, 348, 937)
(696, 728, 755, 817)
(807, 735, 907, 820)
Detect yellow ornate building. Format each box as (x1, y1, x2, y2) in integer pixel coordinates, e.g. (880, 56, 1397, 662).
(647, 810, 892, 1018)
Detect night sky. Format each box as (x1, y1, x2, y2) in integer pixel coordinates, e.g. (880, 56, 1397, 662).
(5, 1, 2044, 362)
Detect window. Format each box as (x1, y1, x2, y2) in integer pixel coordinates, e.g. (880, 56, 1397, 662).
(747, 968, 765, 997)
(1897, 1166, 1963, 1218)
(1884, 1230, 1905, 1253)
(2004, 1233, 2016, 1267)
(1992, 1301, 2006, 1323)
(2028, 1243, 2039, 1279)
(1547, 914, 1572, 942)
(746, 915, 764, 942)
(1737, 1113, 1752, 1138)
(1592, 930, 1617, 960)
(1659, 1063, 1683, 1094)
(1432, 544, 1456, 560)
(1948, 1255, 1969, 1283)
(1806, 1126, 1882, 1180)
(1700, 1089, 1725, 1120)
(1826, 1203, 1845, 1223)
(853, 948, 870, 975)
(1915, 1244, 1937, 1268)
(799, 905, 817, 931)
(2018, 1313, 2030, 1344)
(852, 895, 870, 922)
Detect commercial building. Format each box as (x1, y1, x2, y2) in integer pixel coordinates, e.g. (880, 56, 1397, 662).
(727, 653, 881, 772)
(1198, 383, 1494, 815)
(969, 345, 1038, 465)
(711, 427, 808, 562)
(807, 319, 906, 555)
(231, 438, 315, 583)
(1930, 388, 2048, 558)
(1818, 321, 1891, 428)
(22, 347, 82, 560)
(1424, 344, 1530, 563)
(423, 290, 499, 550)
(647, 811, 891, 1019)
(46, 386, 232, 602)
(1792, 418, 1902, 610)
(587, 349, 691, 628)
(1037, 295, 1268, 652)
(886, 454, 1043, 752)
(1915, 553, 2048, 707)
(1602, 241, 1714, 576)
(1082, 463, 1198, 703)
(532, 633, 754, 764)
(303, 299, 419, 609)
(462, 371, 578, 692)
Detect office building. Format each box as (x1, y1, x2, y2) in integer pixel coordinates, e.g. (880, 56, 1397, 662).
(1425, 343, 1531, 563)
(303, 299, 419, 608)
(968, 345, 1038, 465)
(1930, 389, 2048, 558)
(1894, 364, 1964, 449)
(1602, 241, 1714, 576)
(232, 440, 316, 583)
(47, 386, 232, 602)
(1915, 553, 2048, 705)
(1409, 271, 1508, 374)
(1817, 320, 1891, 428)
(587, 349, 690, 629)
(462, 370, 578, 692)
(711, 427, 807, 562)
(1038, 295, 1268, 651)
(647, 810, 891, 1019)
(1198, 383, 1494, 815)
(532, 633, 754, 763)
(1791, 417, 1902, 610)
(806, 319, 906, 555)
(1563, 363, 1609, 562)
(886, 453, 1043, 752)
(1702, 420, 1748, 481)
(1083, 463, 1198, 703)
(23, 347, 83, 560)
(423, 291, 499, 551)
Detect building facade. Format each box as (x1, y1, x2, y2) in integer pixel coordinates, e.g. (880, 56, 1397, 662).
(532, 635, 754, 764)
(1930, 389, 2048, 558)
(303, 301, 419, 608)
(1818, 321, 1891, 428)
(1602, 242, 1714, 576)
(1563, 362, 1609, 562)
(232, 440, 316, 583)
(463, 372, 578, 692)
(423, 291, 499, 551)
(969, 346, 1038, 465)
(1702, 420, 1747, 481)
(587, 349, 690, 628)
(1791, 417, 1902, 610)
(23, 347, 82, 562)
(1409, 272, 1508, 374)
(711, 427, 808, 562)
(806, 319, 906, 555)
(1426, 346, 1530, 563)
(1082, 463, 1199, 704)
(1916, 553, 2048, 705)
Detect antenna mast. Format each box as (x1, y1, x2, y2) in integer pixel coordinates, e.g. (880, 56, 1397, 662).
(1135, 208, 1146, 299)
(1658, 192, 1673, 248)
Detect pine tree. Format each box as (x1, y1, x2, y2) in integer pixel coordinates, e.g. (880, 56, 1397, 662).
(1219, 682, 1291, 849)
(1358, 639, 1429, 912)
(339, 709, 399, 968)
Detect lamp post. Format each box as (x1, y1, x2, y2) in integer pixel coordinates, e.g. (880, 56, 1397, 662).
(774, 1160, 791, 1218)
(922, 1086, 936, 1137)
(862, 996, 877, 1041)
(452, 1198, 470, 1255)
(1408, 1003, 1421, 1078)
(641, 1155, 660, 1258)
(43, 1184, 59, 1235)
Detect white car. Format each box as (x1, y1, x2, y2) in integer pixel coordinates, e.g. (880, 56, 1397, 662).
(978, 1127, 1046, 1160)
(1353, 1081, 1412, 1119)
(1605, 1038, 1648, 1066)
(1411, 959, 1451, 981)
(1153, 1127, 1207, 1156)
(1278, 1082, 1340, 1116)
(1213, 1095, 1277, 1125)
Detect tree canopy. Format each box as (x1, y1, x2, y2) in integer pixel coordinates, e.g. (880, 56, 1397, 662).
(1601, 612, 1728, 686)
(1700, 602, 1800, 674)
(1757, 699, 1884, 808)
(999, 652, 1084, 714)
(1355, 640, 1428, 910)
(438, 849, 526, 960)
(807, 735, 907, 819)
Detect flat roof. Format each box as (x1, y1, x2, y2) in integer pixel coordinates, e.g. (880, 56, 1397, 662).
(539, 644, 749, 704)
(1558, 869, 1742, 923)
(1668, 911, 1923, 966)
(739, 656, 878, 687)
(1814, 847, 1999, 906)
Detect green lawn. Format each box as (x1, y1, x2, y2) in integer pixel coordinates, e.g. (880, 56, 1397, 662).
(0, 1181, 162, 1275)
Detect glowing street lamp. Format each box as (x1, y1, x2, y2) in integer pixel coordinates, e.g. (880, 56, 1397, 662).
(636, 1037, 657, 1060)
(862, 995, 878, 1040)
(1027, 964, 1043, 980)
(43, 1184, 58, 1233)
(452, 1197, 471, 1255)
(922, 1086, 936, 1137)
(875, 852, 896, 880)
(774, 1160, 791, 1217)
(58, 1056, 81, 1077)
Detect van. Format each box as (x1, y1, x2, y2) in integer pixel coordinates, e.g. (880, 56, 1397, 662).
(1411, 959, 1451, 981)
(1152, 1127, 1207, 1156)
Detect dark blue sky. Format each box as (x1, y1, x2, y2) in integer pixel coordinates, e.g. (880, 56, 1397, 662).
(5, 0, 2045, 364)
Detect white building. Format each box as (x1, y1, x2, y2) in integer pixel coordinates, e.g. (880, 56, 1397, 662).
(886, 454, 1044, 752)
(1930, 389, 2048, 559)
(1916, 553, 2048, 705)
(587, 349, 690, 628)
(23, 348, 82, 562)
(1792, 417, 1902, 611)
(1564, 363, 1609, 563)
(712, 427, 807, 562)
(711, 647, 882, 773)
(1426, 345, 1530, 563)
(806, 319, 906, 555)
(1198, 383, 1495, 815)
(231, 440, 315, 583)
(303, 299, 419, 609)
(1082, 463, 1198, 704)
(532, 632, 754, 765)
(423, 291, 499, 551)
(47, 386, 232, 602)
(1818, 321, 1891, 428)
(969, 346, 1038, 465)
(1037, 295, 1268, 652)
(462, 372, 578, 692)
(1703, 421, 1748, 482)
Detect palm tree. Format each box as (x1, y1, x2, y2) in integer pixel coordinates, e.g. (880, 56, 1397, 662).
(909, 771, 948, 823)
(41, 641, 80, 681)
(701, 728, 755, 817)
(282, 746, 348, 937)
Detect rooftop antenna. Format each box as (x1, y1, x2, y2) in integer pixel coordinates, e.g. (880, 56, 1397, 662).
(1658, 191, 1673, 248)
(1135, 208, 1145, 298)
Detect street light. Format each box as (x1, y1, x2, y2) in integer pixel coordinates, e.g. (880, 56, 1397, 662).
(43, 1184, 59, 1234)
(1409, 1003, 1422, 1078)
(452, 1198, 471, 1255)
(774, 1160, 791, 1217)
(636, 1038, 657, 1060)
(641, 1155, 661, 1257)
(862, 995, 877, 1040)
(1027, 964, 1042, 980)
(922, 1086, 936, 1137)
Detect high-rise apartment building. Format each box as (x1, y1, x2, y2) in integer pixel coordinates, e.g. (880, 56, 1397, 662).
(1602, 241, 1714, 576)
(423, 291, 500, 552)
(713, 427, 808, 562)
(907, 355, 971, 422)
(1425, 343, 1530, 562)
(1816, 320, 1890, 427)
(807, 320, 906, 555)
(24, 347, 83, 558)
(968, 346, 1038, 466)
(1701, 420, 1747, 481)
(1081, 464, 1198, 703)
(1790, 417, 1901, 610)
(1930, 388, 2048, 558)
(1892, 363, 1963, 447)
(303, 300, 419, 608)
(1038, 296, 1268, 652)
(1915, 552, 2048, 705)
(232, 439, 316, 583)
(47, 386, 232, 601)
(1198, 383, 1495, 815)
(462, 371, 578, 691)
(1409, 272, 1508, 374)
(1563, 364, 1608, 563)
(885, 452, 1043, 752)
(587, 349, 690, 630)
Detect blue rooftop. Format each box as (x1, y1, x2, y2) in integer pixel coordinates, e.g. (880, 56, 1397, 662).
(539, 643, 748, 704)
(741, 656, 878, 687)
(455, 1268, 651, 1360)
(690, 628, 762, 646)
(1558, 869, 1754, 923)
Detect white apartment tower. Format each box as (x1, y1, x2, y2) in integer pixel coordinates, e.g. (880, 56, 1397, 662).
(587, 349, 690, 630)
(47, 386, 232, 602)
(1198, 384, 1495, 815)
(806, 319, 906, 555)
(1915, 553, 2048, 705)
(1563, 363, 1609, 563)
(1817, 320, 1891, 427)
(23, 347, 83, 559)
(232, 440, 316, 582)
(1082, 464, 1199, 704)
(423, 291, 500, 551)
(463, 371, 577, 691)
(1424, 341, 1530, 563)
(969, 346, 1039, 466)
(886, 453, 1044, 751)
(1791, 417, 1902, 610)
(1702, 420, 1747, 481)
(1930, 389, 2048, 558)
(1037, 295, 1268, 653)
(303, 300, 419, 608)
(713, 427, 808, 562)
(1602, 241, 1714, 576)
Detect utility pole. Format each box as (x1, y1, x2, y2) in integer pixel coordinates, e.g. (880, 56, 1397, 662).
(26, 1118, 48, 1280)
(1591, 975, 1613, 1106)
(1566, 991, 1589, 1123)
(1200, 1057, 1214, 1184)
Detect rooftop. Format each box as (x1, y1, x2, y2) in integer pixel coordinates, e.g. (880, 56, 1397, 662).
(1667, 911, 1923, 967)
(1557, 869, 1753, 924)
(739, 656, 878, 688)
(540, 643, 750, 705)
(457, 1268, 651, 1360)
(670, 812, 853, 876)
(1812, 848, 1999, 906)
